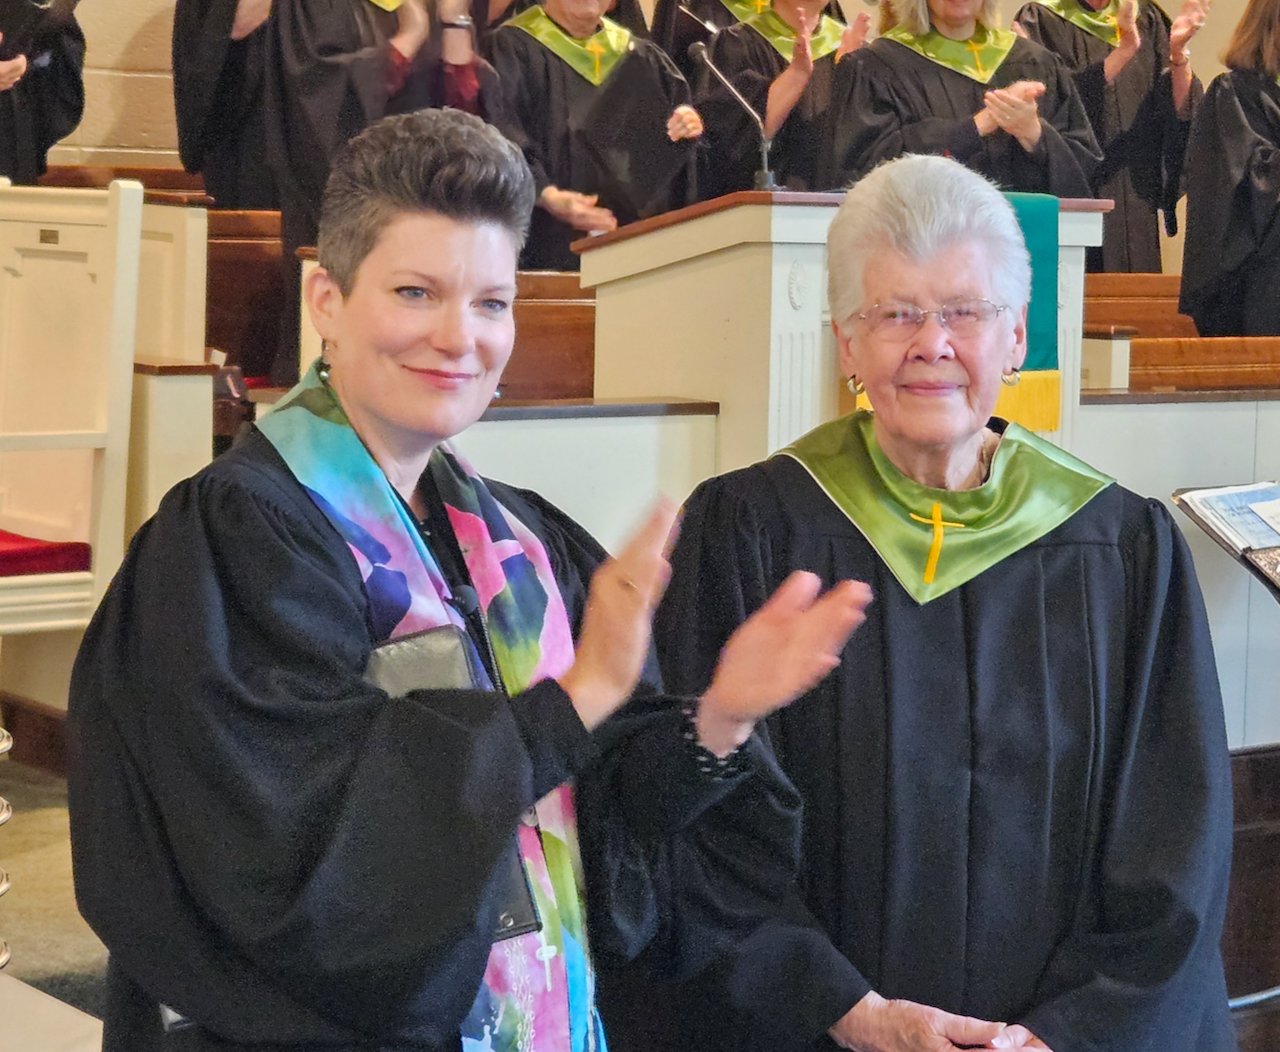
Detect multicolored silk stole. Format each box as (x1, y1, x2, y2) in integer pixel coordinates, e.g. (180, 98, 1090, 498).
(779, 412, 1113, 604)
(880, 22, 1017, 84)
(507, 5, 632, 85)
(257, 362, 605, 1052)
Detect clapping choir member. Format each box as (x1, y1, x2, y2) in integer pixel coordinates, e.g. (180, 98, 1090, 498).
(694, 0, 869, 194)
(1179, 0, 1280, 335)
(69, 109, 871, 1052)
(487, 0, 705, 269)
(649, 155, 1235, 1052)
(1014, 0, 1207, 272)
(483, 0, 649, 40)
(172, 0, 279, 208)
(0, 2, 84, 185)
(822, 0, 1101, 195)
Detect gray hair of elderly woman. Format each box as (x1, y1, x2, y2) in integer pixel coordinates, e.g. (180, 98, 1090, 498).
(827, 155, 1032, 335)
(318, 109, 538, 297)
(886, 0, 1004, 36)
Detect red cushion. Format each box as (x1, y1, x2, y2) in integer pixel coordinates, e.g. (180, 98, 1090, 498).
(0, 530, 92, 576)
(242, 375, 274, 390)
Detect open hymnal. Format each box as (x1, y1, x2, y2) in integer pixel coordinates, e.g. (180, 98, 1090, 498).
(1173, 482, 1280, 591)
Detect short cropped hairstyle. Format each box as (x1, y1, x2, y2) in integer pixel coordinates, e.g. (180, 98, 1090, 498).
(886, 0, 1003, 37)
(318, 109, 538, 296)
(827, 155, 1032, 332)
(1223, 0, 1280, 76)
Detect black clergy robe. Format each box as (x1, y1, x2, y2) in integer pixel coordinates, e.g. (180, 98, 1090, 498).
(69, 428, 802, 1052)
(1015, 0, 1199, 272)
(1179, 69, 1280, 336)
(172, 0, 279, 209)
(695, 21, 840, 194)
(624, 442, 1236, 1052)
(0, 3, 84, 185)
(487, 24, 697, 270)
(822, 35, 1101, 196)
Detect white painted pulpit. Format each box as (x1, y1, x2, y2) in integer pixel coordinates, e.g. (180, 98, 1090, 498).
(577, 192, 1108, 472)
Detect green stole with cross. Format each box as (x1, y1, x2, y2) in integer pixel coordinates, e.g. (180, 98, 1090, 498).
(507, 5, 632, 85)
(881, 21, 1017, 84)
(779, 411, 1113, 604)
(1029, 0, 1123, 47)
(742, 7, 846, 62)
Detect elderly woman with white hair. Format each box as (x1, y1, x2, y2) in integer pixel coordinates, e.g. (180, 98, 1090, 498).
(821, 0, 1101, 196)
(636, 154, 1236, 1052)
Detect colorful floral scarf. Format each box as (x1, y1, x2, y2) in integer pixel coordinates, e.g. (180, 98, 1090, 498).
(257, 361, 605, 1052)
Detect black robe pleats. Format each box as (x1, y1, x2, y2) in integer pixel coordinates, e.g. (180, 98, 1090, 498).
(0, 9, 84, 185)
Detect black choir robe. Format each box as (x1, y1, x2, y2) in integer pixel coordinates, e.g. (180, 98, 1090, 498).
(695, 21, 840, 194)
(822, 35, 1102, 196)
(487, 25, 697, 269)
(626, 451, 1236, 1052)
(1015, 0, 1199, 272)
(0, 5, 84, 185)
(69, 427, 803, 1052)
(172, 0, 279, 209)
(480, 0, 650, 41)
(1179, 69, 1280, 337)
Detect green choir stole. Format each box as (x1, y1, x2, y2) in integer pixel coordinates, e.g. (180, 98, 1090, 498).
(507, 5, 633, 84)
(1028, 0, 1124, 47)
(880, 22, 1017, 84)
(742, 7, 846, 62)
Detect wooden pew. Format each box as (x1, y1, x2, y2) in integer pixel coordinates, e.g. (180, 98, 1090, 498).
(1083, 273, 1199, 338)
(502, 272, 594, 400)
(1127, 337, 1280, 389)
(40, 165, 205, 193)
(207, 210, 284, 379)
(1226, 745, 1280, 1052)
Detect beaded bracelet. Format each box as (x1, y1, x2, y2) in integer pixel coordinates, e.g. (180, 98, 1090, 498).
(681, 701, 749, 780)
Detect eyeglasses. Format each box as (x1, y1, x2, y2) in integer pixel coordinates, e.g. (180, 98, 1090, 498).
(856, 298, 1011, 341)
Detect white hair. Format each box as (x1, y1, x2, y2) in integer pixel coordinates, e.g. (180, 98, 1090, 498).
(886, 0, 1005, 38)
(827, 155, 1032, 333)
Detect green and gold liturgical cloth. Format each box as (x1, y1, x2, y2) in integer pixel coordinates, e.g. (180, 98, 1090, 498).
(508, 6, 632, 85)
(743, 7, 845, 62)
(780, 412, 1113, 604)
(880, 22, 1017, 84)
(1029, 0, 1123, 46)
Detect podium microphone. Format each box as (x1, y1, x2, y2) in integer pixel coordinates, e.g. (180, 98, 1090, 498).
(687, 41, 778, 191)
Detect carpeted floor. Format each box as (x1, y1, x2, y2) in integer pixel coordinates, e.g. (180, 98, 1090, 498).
(0, 759, 107, 1017)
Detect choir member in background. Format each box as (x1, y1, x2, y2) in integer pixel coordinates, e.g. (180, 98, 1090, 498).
(0, 1, 84, 185)
(1179, 0, 1280, 335)
(68, 108, 872, 1052)
(693, 0, 870, 195)
(821, 0, 1102, 194)
(630, 155, 1236, 1052)
(487, 0, 706, 270)
(479, 0, 649, 42)
(172, 0, 280, 209)
(1014, 0, 1207, 272)
(263, 0, 503, 384)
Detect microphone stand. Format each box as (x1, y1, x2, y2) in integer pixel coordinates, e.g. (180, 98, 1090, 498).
(688, 40, 779, 192)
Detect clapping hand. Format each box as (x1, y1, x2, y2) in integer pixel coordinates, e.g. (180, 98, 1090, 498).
(667, 104, 704, 141)
(538, 186, 618, 234)
(559, 500, 678, 730)
(983, 81, 1045, 151)
(836, 11, 871, 61)
(695, 571, 872, 755)
(791, 12, 815, 79)
(1169, 0, 1208, 59)
(0, 35, 27, 91)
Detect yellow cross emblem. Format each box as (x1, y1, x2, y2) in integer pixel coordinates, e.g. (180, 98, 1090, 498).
(753, 0, 771, 13)
(964, 39, 988, 76)
(585, 38, 607, 80)
(909, 502, 966, 584)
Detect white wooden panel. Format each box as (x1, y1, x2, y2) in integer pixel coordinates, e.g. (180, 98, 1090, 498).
(452, 413, 717, 553)
(126, 372, 214, 539)
(0, 973, 102, 1052)
(1071, 400, 1260, 747)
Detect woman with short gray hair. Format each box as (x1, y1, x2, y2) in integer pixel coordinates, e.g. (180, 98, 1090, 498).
(651, 154, 1236, 1052)
(821, 0, 1101, 197)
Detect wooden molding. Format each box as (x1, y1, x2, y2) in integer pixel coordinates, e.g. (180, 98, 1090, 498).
(0, 692, 67, 778)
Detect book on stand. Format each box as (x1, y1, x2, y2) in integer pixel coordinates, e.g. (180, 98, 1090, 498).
(1172, 482, 1280, 599)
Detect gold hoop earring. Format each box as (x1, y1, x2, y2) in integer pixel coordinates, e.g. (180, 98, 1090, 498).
(846, 376, 865, 395)
(1001, 369, 1021, 387)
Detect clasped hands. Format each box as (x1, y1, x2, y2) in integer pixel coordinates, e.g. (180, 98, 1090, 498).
(829, 991, 1055, 1052)
(558, 500, 873, 746)
(974, 79, 1045, 151)
(538, 103, 703, 235)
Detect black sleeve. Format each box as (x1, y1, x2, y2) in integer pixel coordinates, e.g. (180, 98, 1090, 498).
(486, 28, 554, 193)
(645, 473, 871, 1047)
(0, 17, 85, 184)
(1020, 499, 1234, 1050)
(69, 467, 599, 1044)
(1178, 72, 1280, 327)
(172, 0, 239, 171)
(695, 27, 775, 195)
(1024, 46, 1102, 197)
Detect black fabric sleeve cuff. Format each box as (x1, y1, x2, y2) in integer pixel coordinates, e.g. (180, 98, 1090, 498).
(509, 678, 600, 798)
(947, 117, 984, 161)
